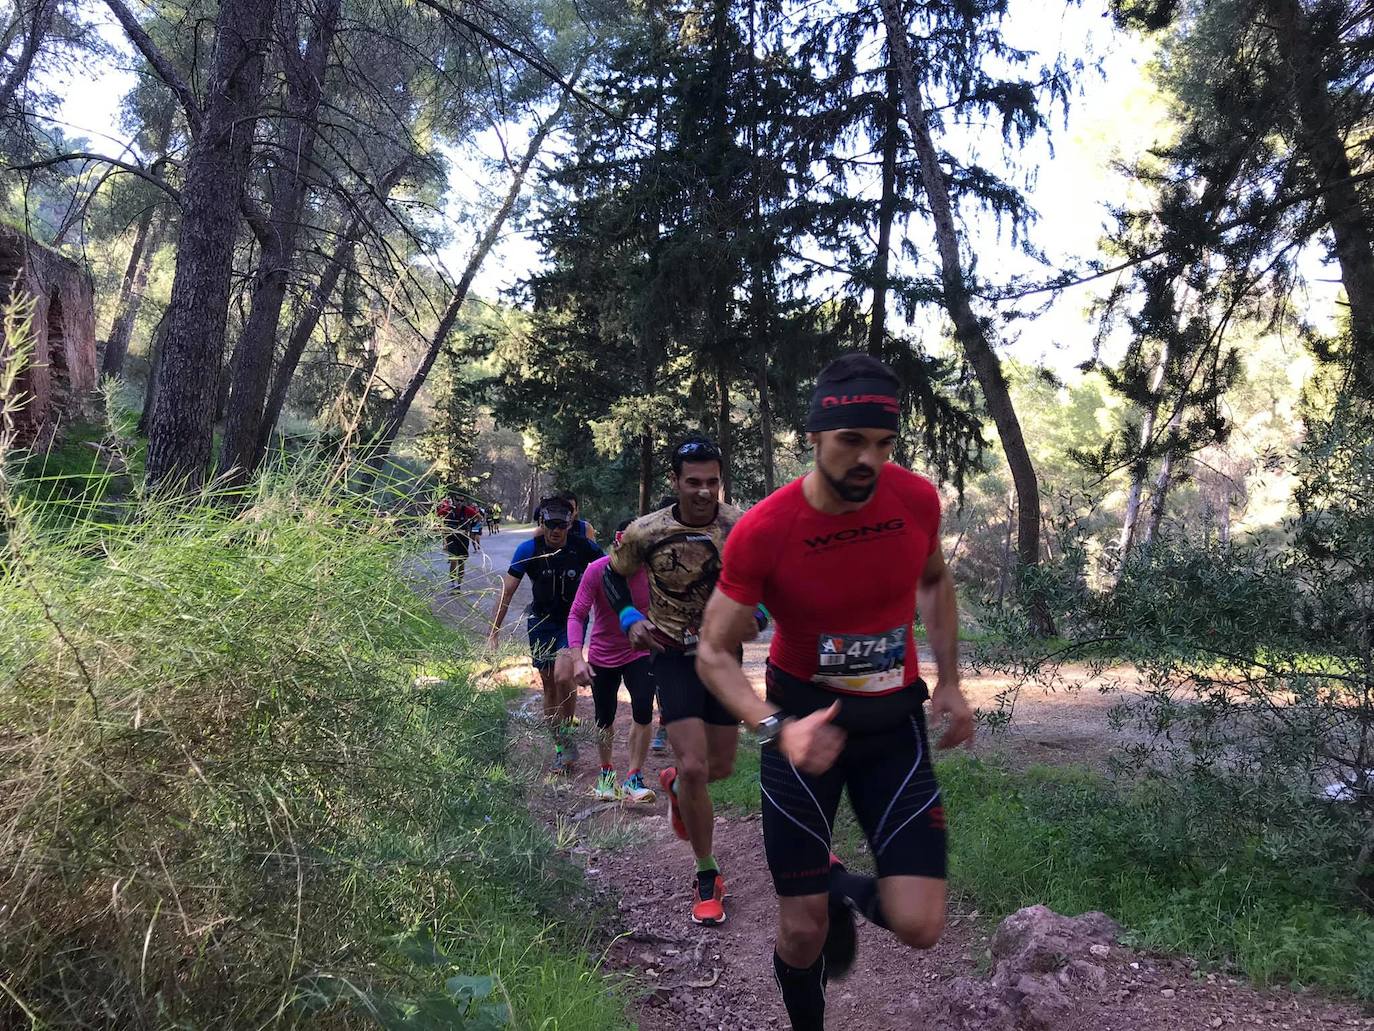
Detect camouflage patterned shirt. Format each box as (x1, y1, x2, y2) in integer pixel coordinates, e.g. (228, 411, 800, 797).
(608, 502, 744, 649)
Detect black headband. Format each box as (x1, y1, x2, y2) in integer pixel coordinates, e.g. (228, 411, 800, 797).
(805, 376, 902, 432)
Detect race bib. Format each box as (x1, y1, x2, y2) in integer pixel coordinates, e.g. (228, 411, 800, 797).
(814, 627, 907, 694)
(649, 623, 699, 654)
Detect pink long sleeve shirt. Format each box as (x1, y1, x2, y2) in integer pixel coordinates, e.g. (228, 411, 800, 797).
(567, 555, 651, 668)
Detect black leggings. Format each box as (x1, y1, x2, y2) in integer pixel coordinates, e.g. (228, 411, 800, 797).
(591, 657, 655, 729)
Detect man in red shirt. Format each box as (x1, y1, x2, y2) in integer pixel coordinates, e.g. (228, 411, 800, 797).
(437, 492, 481, 585)
(696, 353, 974, 1031)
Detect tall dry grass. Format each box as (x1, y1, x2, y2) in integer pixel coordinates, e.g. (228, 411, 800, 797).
(0, 300, 629, 1029)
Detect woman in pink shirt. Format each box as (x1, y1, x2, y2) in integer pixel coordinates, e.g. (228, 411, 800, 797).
(566, 520, 656, 802)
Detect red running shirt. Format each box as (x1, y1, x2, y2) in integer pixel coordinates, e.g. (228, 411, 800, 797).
(717, 465, 940, 696)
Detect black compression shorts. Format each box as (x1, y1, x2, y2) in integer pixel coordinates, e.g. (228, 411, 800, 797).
(761, 699, 946, 896)
(652, 649, 739, 727)
(444, 533, 470, 556)
(591, 657, 655, 728)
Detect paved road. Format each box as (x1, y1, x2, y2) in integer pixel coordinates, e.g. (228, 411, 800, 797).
(419, 525, 546, 644)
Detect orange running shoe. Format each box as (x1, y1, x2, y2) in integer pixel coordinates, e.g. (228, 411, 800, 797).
(690, 870, 726, 926)
(659, 766, 689, 840)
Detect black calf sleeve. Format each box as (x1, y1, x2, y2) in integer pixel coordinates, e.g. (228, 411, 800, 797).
(830, 867, 890, 930)
(621, 656, 655, 725)
(773, 950, 826, 1031)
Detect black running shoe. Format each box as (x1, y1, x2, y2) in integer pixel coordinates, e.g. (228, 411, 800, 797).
(822, 894, 857, 980)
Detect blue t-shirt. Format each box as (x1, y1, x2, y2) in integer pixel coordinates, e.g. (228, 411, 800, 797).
(509, 535, 605, 620)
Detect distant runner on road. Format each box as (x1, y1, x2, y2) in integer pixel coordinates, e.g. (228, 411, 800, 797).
(437, 491, 480, 586)
(603, 436, 763, 926)
(470, 505, 484, 551)
(564, 519, 657, 803)
(696, 353, 974, 1031)
(489, 496, 604, 773)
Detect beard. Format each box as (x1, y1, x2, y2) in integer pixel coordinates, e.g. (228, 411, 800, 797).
(821, 464, 877, 503)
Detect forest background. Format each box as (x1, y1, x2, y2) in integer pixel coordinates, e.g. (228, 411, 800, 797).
(2, 0, 1373, 1025)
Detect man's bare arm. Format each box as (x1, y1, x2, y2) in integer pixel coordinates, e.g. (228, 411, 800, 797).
(488, 574, 521, 643)
(917, 548, 958, 686)
(918, 547, 973, 748)
(698, 588, 847, 774)
(696, 588, 774, 728)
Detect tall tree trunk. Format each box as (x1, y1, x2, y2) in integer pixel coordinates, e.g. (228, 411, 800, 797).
(636, 330, 656, 513)
(756, 352, 775, 494)
(142, 0, 273, 490)
(1218, 483, 1231, 546)
(0, 0, 56, 116)
(1118, 457, 1148, 557)
(995, 492, 1014, 607)
(716, 359, 732, 503)
(639, 430, 654, 514)
(1117, 342, 1168, 563)
(1142, 408, 1182, 547)
(1267, 0, 1374, 385)
(881, 0, 1053, 633)
(524, 464, 539, 522)
(214, 356, 231, 423)
(137, 317, 167, 435)
(255, 163, 407, 460)
(868, 65, 900, 357)
(219, 0, 339, 482)
(744, 0, 774, 496)
(103, 114, 175, 379)
(103, 212, 166, 379)
(361, 85, 576, 477)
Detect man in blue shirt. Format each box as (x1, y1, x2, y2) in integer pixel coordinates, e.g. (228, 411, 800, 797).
(533, 489, 598, 543)
(488, 496, 604, 772)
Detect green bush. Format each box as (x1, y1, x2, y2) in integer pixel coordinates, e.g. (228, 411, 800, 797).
(974, 395, 1374, 923)
(709, 749, 1374, 997)
(938, 756, 1374, 998)
(0, 461, 629, 1028)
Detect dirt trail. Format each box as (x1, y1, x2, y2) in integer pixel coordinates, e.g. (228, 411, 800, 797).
(424, 550, 1370, 1029)
(493, 666, 1368, 1031)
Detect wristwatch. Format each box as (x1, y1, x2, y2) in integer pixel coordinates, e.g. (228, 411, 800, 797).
(756, 712, 788, 747)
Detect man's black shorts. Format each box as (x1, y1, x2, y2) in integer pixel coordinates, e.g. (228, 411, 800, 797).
(444, 533, 470, 557)
(652, 649, 739, 726)
(761, 698, 946, 896)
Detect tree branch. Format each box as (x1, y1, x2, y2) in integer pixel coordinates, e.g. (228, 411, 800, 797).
(3, 151, 182, 203)
(410, 0, 617, 121)
(102, 0, 203, 135)
(983, 167, 1374, 303)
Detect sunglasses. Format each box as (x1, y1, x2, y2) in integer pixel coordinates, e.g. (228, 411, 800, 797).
(675, 441, 721, 460)
(543, 518, 571, 530)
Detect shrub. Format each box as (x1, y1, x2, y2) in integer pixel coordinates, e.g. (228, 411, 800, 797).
(977, 395, 1374, 913)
